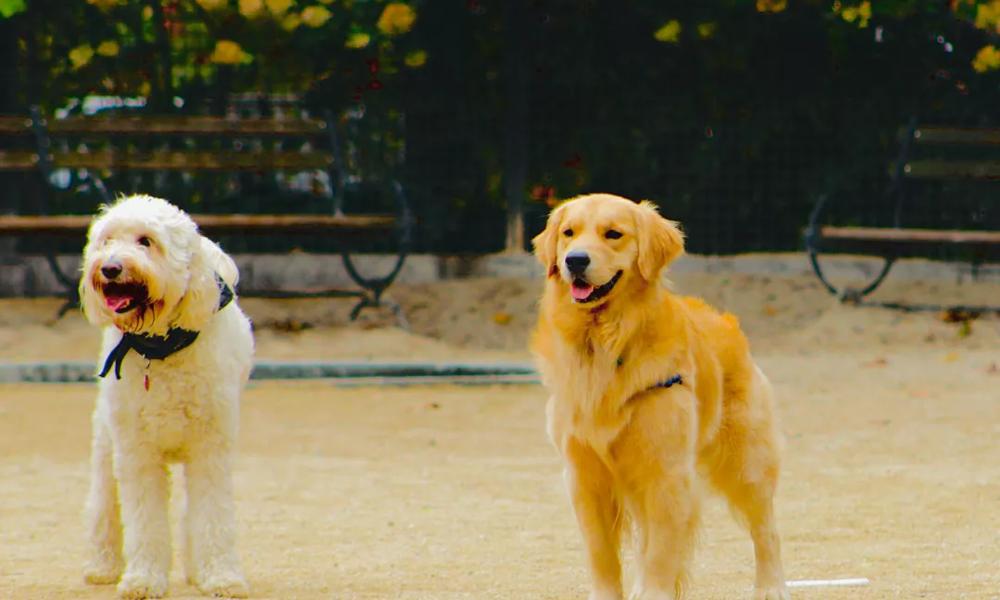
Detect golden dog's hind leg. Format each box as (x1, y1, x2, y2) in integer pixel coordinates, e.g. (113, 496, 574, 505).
(710, 373, 789, 600)
(615, 392, 700, 600)
(565, 438, 624, 600)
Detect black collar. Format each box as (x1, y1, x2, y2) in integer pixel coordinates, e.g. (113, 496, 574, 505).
(98, 274, 234, 380)
(651, 373, 683, 390)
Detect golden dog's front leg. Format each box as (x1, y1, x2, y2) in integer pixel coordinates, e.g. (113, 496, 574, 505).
(613, 390, 700, 600)
(565, 438, 624, 600)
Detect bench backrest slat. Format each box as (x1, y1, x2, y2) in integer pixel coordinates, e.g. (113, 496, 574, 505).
(48, 116, 329, 136)
(903, 159, 1000, 181)
(0, 149, 333, 171)
(909, 127, 1000, 146)
(0, 116, 328, 137)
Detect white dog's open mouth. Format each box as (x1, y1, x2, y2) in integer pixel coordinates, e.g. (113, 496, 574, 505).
(101, 281, 149, 313)
(570, 270, 623, 304)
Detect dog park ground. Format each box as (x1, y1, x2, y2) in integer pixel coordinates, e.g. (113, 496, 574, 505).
(2, 256, 999, 599)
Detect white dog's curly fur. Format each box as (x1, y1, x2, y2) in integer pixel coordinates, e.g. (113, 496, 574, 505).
(79, 194, 253, 599)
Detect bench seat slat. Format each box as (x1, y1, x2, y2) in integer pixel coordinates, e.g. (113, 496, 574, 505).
(820, 226, 1000, 245)
(0, 150, 333, 171)
(0, 214, 396, 236)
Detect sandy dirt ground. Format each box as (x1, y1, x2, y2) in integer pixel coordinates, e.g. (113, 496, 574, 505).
(1, 256, 999, 599)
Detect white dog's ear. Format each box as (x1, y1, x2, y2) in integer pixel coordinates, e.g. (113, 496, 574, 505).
(198, 236, 239, 288)
(78, 220, 110, 326)
(532, 202, 567, 277)
(171, 235, 228, 331)
(635, 200, 684, 282)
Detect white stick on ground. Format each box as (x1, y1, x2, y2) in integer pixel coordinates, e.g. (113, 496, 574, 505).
(786, 578, 870, 588)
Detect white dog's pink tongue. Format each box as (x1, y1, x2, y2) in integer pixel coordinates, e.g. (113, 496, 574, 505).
(105, 295, 131, 311)
(571, 283, 594, 301)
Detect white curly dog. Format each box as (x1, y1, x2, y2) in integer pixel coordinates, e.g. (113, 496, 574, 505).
(79, 194, 253, 599)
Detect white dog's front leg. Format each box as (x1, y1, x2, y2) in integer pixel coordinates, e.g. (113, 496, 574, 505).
(114, 448, 171, 599)
(84, 414, 123, 584)
(185, 445, 248, 598)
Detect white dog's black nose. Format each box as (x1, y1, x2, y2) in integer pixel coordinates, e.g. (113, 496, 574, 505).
(565, 250, 590, 276)
(101, 262, 123, 280)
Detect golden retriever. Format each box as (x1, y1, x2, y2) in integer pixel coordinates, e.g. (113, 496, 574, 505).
(531, 193, 788, 600)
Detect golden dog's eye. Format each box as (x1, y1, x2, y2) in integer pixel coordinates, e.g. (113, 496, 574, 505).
(562, 228, 573, 237)
(137, 236, 152, 247)
(605, 229, 623, 240)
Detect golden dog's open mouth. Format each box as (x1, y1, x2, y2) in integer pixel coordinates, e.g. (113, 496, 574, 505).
(101, 281, 149, 314)
(570, 270, 623, 304)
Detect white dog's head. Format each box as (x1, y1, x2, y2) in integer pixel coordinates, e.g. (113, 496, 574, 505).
(79, 194, 239, 335)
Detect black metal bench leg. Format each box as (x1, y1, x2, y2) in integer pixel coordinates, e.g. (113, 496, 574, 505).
(44, 253, 80, 317)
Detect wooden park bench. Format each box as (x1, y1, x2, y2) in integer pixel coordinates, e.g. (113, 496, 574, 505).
(804, 122, 1000, 308)
(0, 107, 413, 322)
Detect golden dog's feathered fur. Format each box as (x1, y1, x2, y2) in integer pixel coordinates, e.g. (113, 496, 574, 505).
(531, 194, 788, 600)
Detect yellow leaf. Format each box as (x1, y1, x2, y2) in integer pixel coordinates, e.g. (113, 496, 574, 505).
(697, 22, 716, 39)
(281, 12, 301, 31)
(195, 0, 227, 10)
(756, 0, 787, 13)
(653, 19, 681, 43)
(86, 0, 123, 10)
(209, 40, 252, 65)
(68, 44, 94, 70)
(265, 0, 293, 17)
(942, 352, 960, 363)
(492, 311, 512, 326)
(404, 49, 426, 67)
(345, 31, 370, 49)
(972, 44, 1000, 73)
(96, 40, 119, 57)
(301, 5, 331, 27)
(377, 3, 416, 35)
(974, 1, 1000, 33)
(238, 0, 264, 18)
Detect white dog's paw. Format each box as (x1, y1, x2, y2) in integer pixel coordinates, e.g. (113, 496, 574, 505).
(753, 584, 790, 600)
(198, 570, 249, 598)
(83, 558, 122, 585)
(116, 570, 168, 599)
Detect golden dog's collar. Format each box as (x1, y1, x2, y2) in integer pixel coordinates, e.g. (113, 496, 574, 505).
(651, 373, 683, 389)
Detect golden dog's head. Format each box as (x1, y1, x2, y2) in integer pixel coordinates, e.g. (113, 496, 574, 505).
(532, 193, 684, 307)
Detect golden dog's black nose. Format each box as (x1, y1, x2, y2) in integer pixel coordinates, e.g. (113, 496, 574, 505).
(565, 250, 590, 275)
(101, 262, 123, 280)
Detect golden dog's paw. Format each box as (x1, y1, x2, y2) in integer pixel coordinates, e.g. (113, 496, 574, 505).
(198, 571, 249, 598)
(83, 559, 122, 585)
(753, 584, 790, 600)
(116, 571, 168, 599)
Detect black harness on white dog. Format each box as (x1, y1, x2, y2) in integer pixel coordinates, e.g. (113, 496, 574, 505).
(98, 274, 234, 381)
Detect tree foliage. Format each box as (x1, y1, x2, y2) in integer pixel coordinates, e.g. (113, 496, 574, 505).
(2, 0, 998, 253)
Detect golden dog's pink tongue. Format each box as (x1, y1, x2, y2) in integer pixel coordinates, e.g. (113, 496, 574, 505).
(571, 284, 594, 301)
(105, 295, 131, 311)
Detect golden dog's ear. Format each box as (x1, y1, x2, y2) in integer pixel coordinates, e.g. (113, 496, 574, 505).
(532, 203, 566, 277)
(635, 200, 684, 282)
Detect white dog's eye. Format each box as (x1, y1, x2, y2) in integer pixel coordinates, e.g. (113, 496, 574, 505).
(605, 229, 623, 240)
(137, 236, 152, 248)
(562, 228, 573, 237)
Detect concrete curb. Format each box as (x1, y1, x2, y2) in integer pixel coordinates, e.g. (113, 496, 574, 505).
(0, 361, 540, 385)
